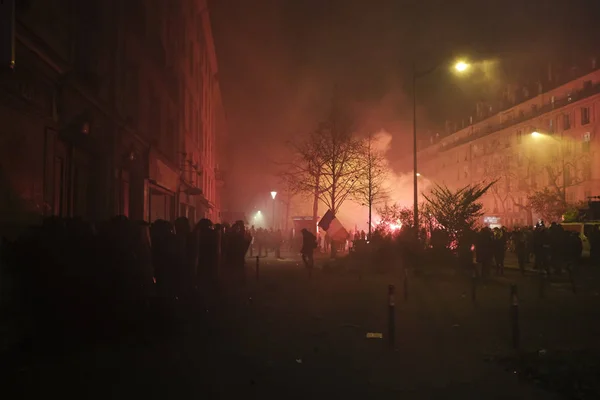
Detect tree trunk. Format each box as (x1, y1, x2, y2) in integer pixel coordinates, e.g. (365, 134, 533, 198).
(367, 135, 373, 240)
(285, 194, 291, 233)
(312, 172, 320, 235)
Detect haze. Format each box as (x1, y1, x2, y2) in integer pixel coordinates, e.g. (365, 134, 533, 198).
(210, 0, 600, 226)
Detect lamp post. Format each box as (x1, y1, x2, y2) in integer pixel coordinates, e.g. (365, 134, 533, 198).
(270, 191, 277, 229)
(412, 60, 470, 238)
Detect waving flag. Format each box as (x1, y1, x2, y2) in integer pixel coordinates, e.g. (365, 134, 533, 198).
(318, 209, 345, 237)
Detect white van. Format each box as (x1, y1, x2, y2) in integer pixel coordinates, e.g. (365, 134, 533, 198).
(560, 222, 600, 258)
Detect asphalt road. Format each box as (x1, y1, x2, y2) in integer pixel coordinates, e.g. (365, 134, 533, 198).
(3, 252, 600, 399)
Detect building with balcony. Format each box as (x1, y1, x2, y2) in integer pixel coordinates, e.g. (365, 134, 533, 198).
(177, 0, 227, 224)
(418, 62, 600, 227)
(110, 0, 228, 225)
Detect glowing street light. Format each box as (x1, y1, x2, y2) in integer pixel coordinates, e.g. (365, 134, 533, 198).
(454, 61, 470, 72)
(412, 58, 471, 238)
(531, 131, 543, 138)
(270, 191, 277, 200)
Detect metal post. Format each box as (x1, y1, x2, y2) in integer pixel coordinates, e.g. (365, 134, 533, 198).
(471, 269, 477, 304)
(388, 284, 395, 347)
(272, 198, 276, 230)
(256, 256, 259, 282)
(568, 267, 576, 294)
(539, 270, 546, 299)
(510, 285, 519, 350)
(412, 62, 419, 237)
(403, 268, 408, 302)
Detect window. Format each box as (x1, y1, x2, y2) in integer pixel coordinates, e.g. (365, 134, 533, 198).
(581, 107, 591, 125)
(583, 161, 592, 180)
(516, 130, 522, 144)
(583, 132, 591, 152)
(563, 113, 571, 130)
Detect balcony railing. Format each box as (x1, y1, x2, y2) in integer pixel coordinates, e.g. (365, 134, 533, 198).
(432, 81, 600, 154)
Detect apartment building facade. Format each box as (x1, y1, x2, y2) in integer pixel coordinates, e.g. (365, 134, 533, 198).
(177, 0, 226, 223)
(0, 0, 227, 235)
(418, 66, 600, 227)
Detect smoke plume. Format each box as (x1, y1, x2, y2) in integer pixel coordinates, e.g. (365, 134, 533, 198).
(334, 129, 433, 232)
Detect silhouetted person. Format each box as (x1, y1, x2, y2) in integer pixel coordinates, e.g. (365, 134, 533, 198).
(300, 228, 317, 270)
(476, 227, 494, 278)
(589, 225, 600, 266)
(493, 227, 507, 275)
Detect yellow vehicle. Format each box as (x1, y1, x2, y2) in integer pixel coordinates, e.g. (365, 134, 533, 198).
(560, 222, 600, 258)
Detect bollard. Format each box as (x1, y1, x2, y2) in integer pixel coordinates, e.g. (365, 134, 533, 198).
(403, 268, 408, 302)
(256, 256, 259, 281)
(388, 284, 395, 347)
(568, 267, 576, 294)
(471, 269, 477, 304)
(510, 284, 519, 350)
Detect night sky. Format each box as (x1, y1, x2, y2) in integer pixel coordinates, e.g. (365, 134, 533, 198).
(209, 0, 600, 211)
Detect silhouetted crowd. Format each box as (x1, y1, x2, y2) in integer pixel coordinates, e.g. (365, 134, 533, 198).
(247, 226, 284, 258)
(468, 222, 594, 277)
(0, 215, 251, 350)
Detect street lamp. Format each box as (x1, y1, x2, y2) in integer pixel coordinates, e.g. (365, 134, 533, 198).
(270, 191, 277, 229)
(455, 61, 470, 72)
(413, 60, 470, 237)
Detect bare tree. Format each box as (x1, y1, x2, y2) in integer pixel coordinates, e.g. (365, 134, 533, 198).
(279, 106, 363, 235)
(528, 138, 593, 222)
(279, 129, 326, 234)
(484, 154, 512, 215)
(484, 151, 537, 226)
(353, 134, 389, 238)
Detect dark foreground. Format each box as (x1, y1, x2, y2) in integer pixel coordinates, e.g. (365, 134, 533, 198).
(2, 252, 600, 399)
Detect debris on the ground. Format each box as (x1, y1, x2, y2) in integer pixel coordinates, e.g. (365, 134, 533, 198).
(295, 358, 302, 364)
(366, 332, 383, 339)
(495, 349, 600, 398)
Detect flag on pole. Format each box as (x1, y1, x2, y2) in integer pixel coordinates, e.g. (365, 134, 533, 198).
(318, 209, 345, 237)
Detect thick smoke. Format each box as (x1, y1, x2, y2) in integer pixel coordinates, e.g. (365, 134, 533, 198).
(335, 129, 433, 232)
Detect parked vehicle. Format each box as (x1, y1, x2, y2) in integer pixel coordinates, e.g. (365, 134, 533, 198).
(560, 222, 600, 258)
